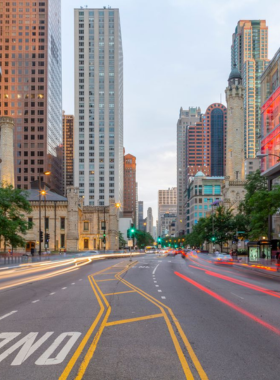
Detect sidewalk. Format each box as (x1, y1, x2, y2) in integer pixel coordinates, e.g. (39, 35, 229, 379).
(234, 257, 280, 278)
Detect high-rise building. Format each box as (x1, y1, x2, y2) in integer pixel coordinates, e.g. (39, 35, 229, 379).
(0, 1, 62, 193)
(74, 7, 123, 206)
(204, 103, 227, 176)
(63, 113, 74, 196)
(147, 207, 153, 236)
(135, 182, 138, 229)
(123, 153, 136, 222)
(138, 201, 144, 231)
(231, 20, 269, 158)
(158, 187, 177, 235)
(177, 107, 202, 235)
(186, 121, 211, 179)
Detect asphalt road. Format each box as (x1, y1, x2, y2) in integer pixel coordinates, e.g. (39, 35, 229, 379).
(1, 253, 280, 379)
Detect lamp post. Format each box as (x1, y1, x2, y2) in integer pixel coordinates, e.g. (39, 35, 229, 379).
(115, 203, 121, 250)
(37, 171, 51, 255)
(40, 189, 47, 252)
(256, 152, 280, 240)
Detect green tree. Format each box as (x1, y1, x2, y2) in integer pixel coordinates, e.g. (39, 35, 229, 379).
(185, 206, 236, 251)
(135, 230, 154, 248)
(0, 184, 32, 252)
(248, 185, 280, 239)
(118, 231, 126, 249)
(239, 169, 267, 216)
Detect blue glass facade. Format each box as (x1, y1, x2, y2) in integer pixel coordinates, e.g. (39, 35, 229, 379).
(211, 109, 224, 176)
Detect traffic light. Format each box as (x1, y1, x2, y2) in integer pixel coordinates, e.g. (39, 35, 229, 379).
(127, 225, 136, 239)
(157, 236, 161, 243)
(46, 233, 50, 243)
(40, 230, 43, 243)
(211, 236, 216, 242)
(103, 234, 106, 244)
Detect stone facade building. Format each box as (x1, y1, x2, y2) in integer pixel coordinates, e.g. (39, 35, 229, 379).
(222, 66, 246, 210)
(0, 117, 15, 186)
(20, 185, 119, 253)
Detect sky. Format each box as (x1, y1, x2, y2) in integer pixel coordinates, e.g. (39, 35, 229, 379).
(61, 0, 280, 222)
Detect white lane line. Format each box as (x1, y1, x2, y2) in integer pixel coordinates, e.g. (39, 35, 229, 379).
(49, 292, 55, 295)
(158, 290, 162, 292)
(71, 283, 75, 285)
(168, 261, 171, 263)
(32, 300, 40, 303)
(231, 292, 244, 300)
(62, 287, 67, 290)
(154, 281, 157, 283)
(155, 285, 159, 287)
(79, 279, 82, 281)
(0, 311, 17, 321)
(161, 296, 166, 299)
(157, 261, 162, 262)
(153, 264, 160, 275)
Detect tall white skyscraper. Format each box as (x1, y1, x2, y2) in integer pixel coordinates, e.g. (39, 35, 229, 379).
(74, 7, 123, 206)
(147, 207, 153, 236)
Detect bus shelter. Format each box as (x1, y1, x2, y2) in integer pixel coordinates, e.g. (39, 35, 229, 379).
(247, 240, 272, 262)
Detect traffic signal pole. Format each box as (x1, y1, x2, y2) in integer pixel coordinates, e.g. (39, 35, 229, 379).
(38, 175, 42, 256)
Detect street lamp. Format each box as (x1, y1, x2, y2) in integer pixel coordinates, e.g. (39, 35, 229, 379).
(40, 189, 47, 252)
(38, 171, 51, 255)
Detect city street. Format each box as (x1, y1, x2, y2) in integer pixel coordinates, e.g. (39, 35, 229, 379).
(1, 253, 280, 379)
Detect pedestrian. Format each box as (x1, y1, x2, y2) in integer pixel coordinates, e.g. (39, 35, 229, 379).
(277, 252, 280, 271)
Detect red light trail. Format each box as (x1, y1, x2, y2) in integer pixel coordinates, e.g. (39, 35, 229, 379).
(175, 271, 280, 336)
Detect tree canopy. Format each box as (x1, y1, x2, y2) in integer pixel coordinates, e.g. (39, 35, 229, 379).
(0, 184, 32, 252)
(135, 230, 154, 248)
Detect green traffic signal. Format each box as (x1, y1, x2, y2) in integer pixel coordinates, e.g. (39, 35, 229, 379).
(131, 229, 135, 233)
(211, 237, 216, 242)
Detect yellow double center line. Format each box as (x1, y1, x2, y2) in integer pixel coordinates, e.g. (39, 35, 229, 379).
(60, 260, 208, 380)
(114, 269, 208, 380)
(59, 261, 135, 380)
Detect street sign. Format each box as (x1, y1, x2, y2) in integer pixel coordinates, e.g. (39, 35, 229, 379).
(158, 244, 162, 249)
(127, 239, 133, 247)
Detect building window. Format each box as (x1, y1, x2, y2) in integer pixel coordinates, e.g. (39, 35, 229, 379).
(60, 217, 65, 230)
(84, 221, 89, 231)
(28, 217, 33, 229)
(61, 234, 65, 248)
(84, 238, 89, 249)
(45, 217, 49, 230)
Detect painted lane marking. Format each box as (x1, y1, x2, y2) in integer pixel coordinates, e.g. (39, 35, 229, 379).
(155, 285, 159, 287)
(32, 300, 40, 304)
(158, 290, 162, 292)
(231, 292, 244, 300)
(0, 332, 81, 366)
(36, 332, 81, 365)
(79, 279, 82, 281)
(153, 264, 159, 275)
(154, 281, 157, 283)
(168, 261, 171, 263)
(0, 311, 17, 321)
(50, 292, 55, 295)
(106, 313, 163, 326)
(0, 333, 21, 349)
(161, 296, 166, 299)
(71, 283, 75, 285)
(62, 287, 67, 290)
